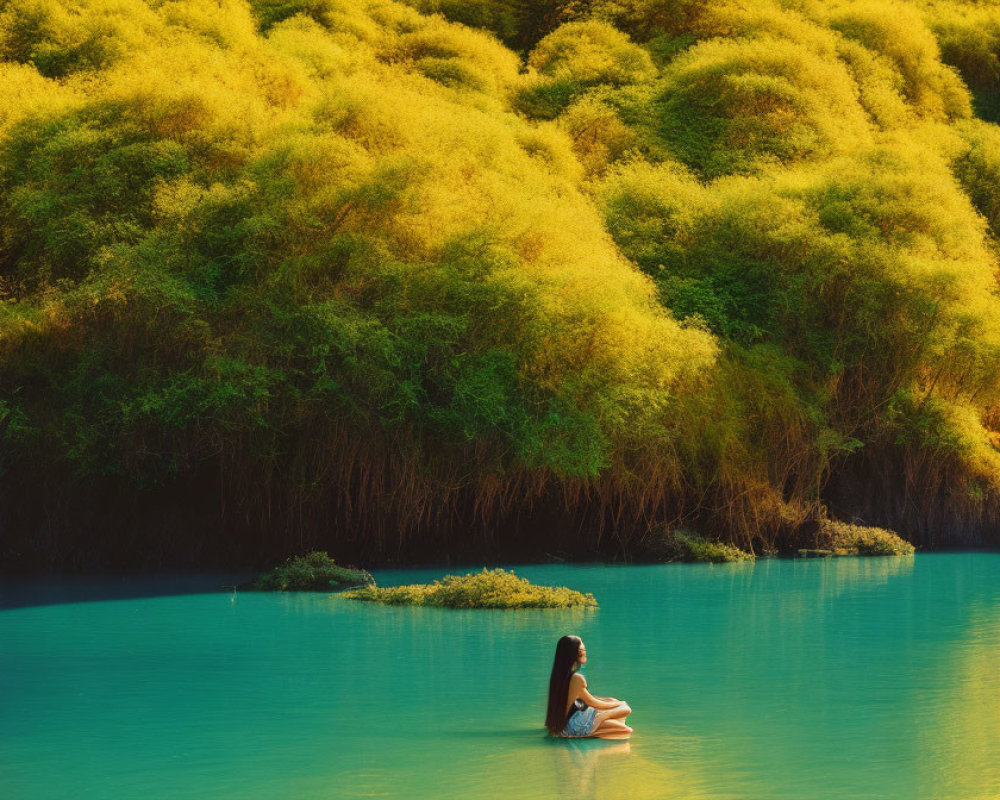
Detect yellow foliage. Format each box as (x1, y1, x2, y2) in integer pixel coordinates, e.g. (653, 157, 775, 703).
(0, 0, 160, 72)
(827, 1, 971, 120)
(909, 0, 1000, 97)
(658, 34, 873, 174)
(0, 61, 70, 134)
(4, 0, 1000, 555)
(561, 95, 639, 177)
(382, 12, 521, 96)
(0, 0, 718, 473)
(160, 0, 259, 48)
(694, 0, 838, 53)
(591, 0, 709, 40)
(529, 20, 656, 85)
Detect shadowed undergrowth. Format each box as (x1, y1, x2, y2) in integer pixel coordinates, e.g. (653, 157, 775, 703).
(250, 551, 374, 590)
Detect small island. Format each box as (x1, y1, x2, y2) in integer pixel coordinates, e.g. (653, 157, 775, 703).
(342, 568, 597, 609)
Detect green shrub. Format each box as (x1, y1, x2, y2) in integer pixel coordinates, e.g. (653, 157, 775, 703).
(644, 527, 755, 562)
(646, 35, 871, 177)
(816, 520, 915, 556)
(251, 551, 375, 591)
(511, 75, 583, 119)
(343, 567, 597, 608)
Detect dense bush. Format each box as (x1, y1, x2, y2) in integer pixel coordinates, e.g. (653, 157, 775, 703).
(922, 2, 1000, 119)
(529, 20, 654, 85)
(828, 3, 970, 121)
(644, 36, 872, 177)
(0, 0, 719, 566)
(644, 528, 755, 563)
(815, 520, 915, 556)
(251, 551, 375, 590)
(3, 0, 1000, 568)
(343, 568, 598, 607)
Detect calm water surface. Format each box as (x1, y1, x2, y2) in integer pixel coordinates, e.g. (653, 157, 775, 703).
(2, 554, 999, 799)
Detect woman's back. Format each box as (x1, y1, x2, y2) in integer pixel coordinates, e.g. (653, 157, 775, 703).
(565, 673, 587, 717)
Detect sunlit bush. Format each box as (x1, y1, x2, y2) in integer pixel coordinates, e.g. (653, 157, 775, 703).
(382, 14, 522, 96)
(0, 0, 158, 77)
(590, 0, 709, 42)
(343, 568, 598, 607)
(816, 520, 914, 556)
(515, 20, 654, 120)
(529, 21, 655, 86)
(927, 5, 1000, 101)
(646, 36, 872, 176)
(560, 94, 638, 175)
(828, 2, 970, 121)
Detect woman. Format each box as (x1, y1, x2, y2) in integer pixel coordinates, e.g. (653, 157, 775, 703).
(545, 635, 632, 738)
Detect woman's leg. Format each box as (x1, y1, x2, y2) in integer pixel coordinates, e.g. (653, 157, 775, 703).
(592, 718, 632, 739)
(589, 704, 632, 738)
(592, 703, 630, 724)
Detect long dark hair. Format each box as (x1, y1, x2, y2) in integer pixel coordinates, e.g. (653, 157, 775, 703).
(545, 635, 582, 734)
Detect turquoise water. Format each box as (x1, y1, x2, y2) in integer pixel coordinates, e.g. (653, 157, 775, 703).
(2, 554, 999, 799)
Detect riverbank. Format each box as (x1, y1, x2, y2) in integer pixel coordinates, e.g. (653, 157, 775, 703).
(1, 528, 918, 578)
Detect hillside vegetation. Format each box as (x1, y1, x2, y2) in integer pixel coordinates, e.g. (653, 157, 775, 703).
(2, 0, 1000, 568)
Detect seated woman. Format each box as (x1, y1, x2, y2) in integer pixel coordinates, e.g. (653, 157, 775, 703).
(545, 635, 632, 739)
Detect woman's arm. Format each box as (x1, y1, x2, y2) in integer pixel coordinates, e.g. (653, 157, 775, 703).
(572, 675, 624, 711)
(580, 688, 623, 710)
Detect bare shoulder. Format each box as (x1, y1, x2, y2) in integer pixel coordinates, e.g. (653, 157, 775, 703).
(570, 672, 587, 687)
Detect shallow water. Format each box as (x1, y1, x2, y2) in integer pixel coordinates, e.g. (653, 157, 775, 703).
(2, 554, 999, 800)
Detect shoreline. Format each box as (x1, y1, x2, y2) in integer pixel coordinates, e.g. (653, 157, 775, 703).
(8, 545, 997, 581)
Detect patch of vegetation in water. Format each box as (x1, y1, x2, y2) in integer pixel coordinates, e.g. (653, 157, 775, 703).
(342, 568, 597, 608)
(811, 520, 916, 557)
(251, 552, 375, 591)
(644, 528, 756, 563)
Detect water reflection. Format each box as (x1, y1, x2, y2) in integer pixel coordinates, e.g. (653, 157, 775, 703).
(917, 605, 1000, 800)
(559, 739, 634, 798)
(480, 735, 707, 800)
